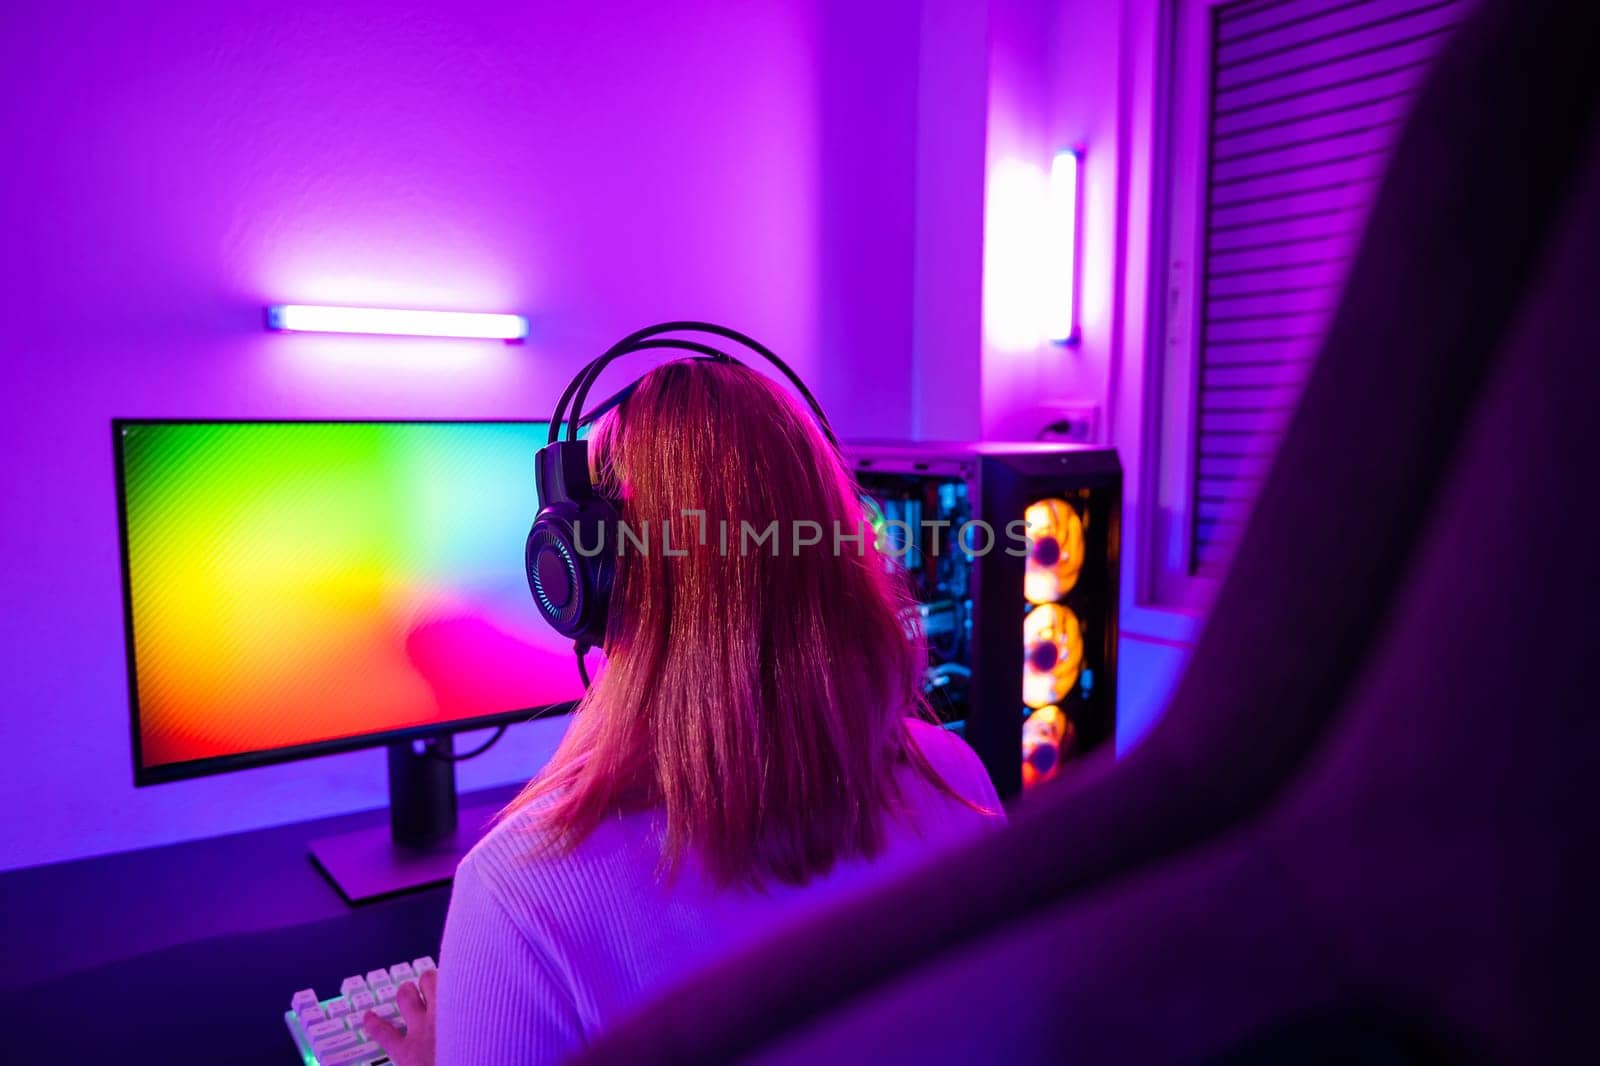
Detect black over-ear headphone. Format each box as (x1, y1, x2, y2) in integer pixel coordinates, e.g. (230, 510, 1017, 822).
(525, 321, 836, 654)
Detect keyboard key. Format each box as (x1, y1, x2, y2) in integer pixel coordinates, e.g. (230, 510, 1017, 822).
(283, 959, 426, 1064)
(313, 1030, 359, 1054)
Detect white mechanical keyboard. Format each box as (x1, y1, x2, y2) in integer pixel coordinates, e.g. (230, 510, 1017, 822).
(284, 956, 435, 1065)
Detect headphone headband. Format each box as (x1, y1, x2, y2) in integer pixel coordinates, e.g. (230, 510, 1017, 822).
(548, 321, 837, 447)
(567, 340, 736, 430)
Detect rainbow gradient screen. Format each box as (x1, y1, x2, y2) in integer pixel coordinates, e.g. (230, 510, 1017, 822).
(116, 421, 585, 780)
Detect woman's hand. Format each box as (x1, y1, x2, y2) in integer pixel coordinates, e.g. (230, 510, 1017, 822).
(361, 968, 438, 1066)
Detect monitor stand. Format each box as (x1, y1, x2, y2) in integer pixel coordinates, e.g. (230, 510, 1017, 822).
(308, 735, 504, 905)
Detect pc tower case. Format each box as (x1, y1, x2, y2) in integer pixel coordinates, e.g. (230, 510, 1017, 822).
(849, 442, 1121, 798)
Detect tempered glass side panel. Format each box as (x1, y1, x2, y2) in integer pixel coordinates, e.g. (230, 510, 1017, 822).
(855, 471, 976, 733)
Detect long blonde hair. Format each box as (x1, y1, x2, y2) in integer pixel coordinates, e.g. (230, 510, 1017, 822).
(506, 358, 949, 886)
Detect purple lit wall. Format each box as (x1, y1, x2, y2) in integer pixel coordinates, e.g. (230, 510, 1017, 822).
(0, 0, 921, 872)
(963, 0, 1191, 749)
(910, 0, 989, 440)
(979, 0, 1117, 439)
(1044, 0, 1194, 751)
(900, 0, 1191, 747)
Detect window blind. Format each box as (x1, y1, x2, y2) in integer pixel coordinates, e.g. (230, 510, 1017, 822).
(1191, 0, 1477, 575)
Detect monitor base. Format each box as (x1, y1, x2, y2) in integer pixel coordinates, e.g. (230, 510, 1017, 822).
(308, 801, 504, 905)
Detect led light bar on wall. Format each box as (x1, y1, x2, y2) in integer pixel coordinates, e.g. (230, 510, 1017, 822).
(266, 305, 529, 341)
(1044, 148, 1082, 345)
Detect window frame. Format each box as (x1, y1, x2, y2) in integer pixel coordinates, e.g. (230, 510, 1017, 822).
(1139, 0, 1244, 615)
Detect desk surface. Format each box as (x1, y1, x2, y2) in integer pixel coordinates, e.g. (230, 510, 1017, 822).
(0, 785, 519, 1061)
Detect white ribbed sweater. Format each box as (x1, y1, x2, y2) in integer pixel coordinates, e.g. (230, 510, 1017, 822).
(435, 720, 1004, 1065)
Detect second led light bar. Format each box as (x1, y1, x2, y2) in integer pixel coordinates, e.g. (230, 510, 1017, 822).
(1044, 148, 1082, 345)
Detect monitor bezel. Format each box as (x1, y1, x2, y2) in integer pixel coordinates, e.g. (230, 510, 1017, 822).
(112, 418, 578, 787)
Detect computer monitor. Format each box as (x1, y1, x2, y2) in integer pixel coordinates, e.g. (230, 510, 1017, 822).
(113, 420, 585, 900)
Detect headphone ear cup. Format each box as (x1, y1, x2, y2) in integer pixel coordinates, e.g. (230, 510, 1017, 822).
(526, 497, 617, 649)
